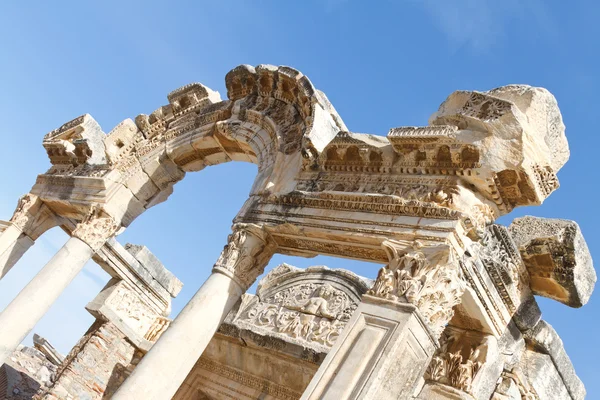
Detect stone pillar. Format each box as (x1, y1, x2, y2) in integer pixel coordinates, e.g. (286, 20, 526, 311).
(0, 194, 59, 279)
(301, 241, 466, 400)
(0, 208, 119, 366)
(112, 223, 276, 400)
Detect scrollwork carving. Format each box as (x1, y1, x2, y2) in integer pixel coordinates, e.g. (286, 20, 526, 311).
(213, 224, 276, 290)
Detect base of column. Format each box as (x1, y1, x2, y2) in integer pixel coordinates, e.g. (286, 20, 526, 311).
(301, 295, 438, 400)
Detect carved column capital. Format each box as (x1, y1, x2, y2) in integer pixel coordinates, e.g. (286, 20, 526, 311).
(212, 223, 276, 291)
(367, 240, 466, 336)
(10, 194, 43, 233)
(72, 206, 120, 252)
(9, 193, 59, 240)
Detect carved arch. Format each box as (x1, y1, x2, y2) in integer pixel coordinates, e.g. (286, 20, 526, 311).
(34, 65, 346, 227)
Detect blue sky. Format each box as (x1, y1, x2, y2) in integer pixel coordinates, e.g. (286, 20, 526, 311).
(0, 0, 598, 396)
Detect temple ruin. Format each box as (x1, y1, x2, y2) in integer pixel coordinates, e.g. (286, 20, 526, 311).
(0, 64, 595, 399)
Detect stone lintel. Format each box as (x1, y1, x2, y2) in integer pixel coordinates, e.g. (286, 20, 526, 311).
(32, 334, 64, 366)
(509, 216, 596, 307)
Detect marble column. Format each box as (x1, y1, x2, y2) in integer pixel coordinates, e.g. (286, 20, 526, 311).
(112, 224, 276, 400)
(0, 208, 119, 366)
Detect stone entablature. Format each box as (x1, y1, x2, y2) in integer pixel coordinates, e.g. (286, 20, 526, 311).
(0, 64, 594, 399)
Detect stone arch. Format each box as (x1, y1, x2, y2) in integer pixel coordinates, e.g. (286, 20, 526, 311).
(38, 64, 345, 229)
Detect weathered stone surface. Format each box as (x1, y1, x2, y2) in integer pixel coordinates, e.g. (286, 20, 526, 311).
(303, 294, 437, 400)
(32, 335, 63, 367)
(1, 340, 59, 399)
(429, 85, 568, 210)
(125, 243, 183, 297)
(509, 216, 596, 307)
(0, 64, 593, 400)
(43, 114, 107, 167)
(522, 320, 585, 400)
(36, 321, 138, 400)
(230, 263, 371, 353)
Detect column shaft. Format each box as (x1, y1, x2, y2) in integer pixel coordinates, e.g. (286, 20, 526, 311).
(0, 236, 94, 365)
(112, 272, 244, 400)
(0, 224, 34, 279)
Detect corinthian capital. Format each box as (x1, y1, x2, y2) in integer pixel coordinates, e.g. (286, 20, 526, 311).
(72, 206, 120, 252)
(212, 224, 276, 290)
(10, 194, 41, 232)
(367, 241, 466, 336)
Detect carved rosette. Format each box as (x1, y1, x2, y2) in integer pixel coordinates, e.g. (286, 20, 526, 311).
(72, 207, 120, 252)
(9, 193, 41, 232)
(212, 224, 276, 290)
(367, 241, 466, 336)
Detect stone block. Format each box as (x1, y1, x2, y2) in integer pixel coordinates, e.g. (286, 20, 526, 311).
(301, 295, 437, 400)
(125, 244, 183, 297)
(86, 279, 160, 351)
(429, 85, 568, 208)
(522, 320, 585, 400)
(509, 216, 596, 307)
(43, 114, 107, 166)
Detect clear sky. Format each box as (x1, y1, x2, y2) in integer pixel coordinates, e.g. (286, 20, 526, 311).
(1, 0, 598, 396)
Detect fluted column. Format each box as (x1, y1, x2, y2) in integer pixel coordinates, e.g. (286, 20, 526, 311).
(0, 207, 119, 365)
(0, 194, 59, 279)
(112, 223, 276, 400)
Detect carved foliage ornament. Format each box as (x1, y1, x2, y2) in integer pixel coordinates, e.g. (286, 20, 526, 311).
(367, 241, 466, 336)
(424, 328, 497, 394)
(213, 224, 276, 290)
(72, 206, 120, 251)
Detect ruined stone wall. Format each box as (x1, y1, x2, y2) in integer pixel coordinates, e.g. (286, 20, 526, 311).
(35, 321, 137, 400)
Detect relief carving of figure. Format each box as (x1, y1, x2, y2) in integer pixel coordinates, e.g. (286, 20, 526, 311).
(241, 282, 358, 348)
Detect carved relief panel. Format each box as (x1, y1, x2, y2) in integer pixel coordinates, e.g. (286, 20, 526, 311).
(229, 264, 371, 352)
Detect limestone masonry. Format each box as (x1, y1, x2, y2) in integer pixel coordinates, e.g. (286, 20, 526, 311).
(0, 64, 594, 399)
